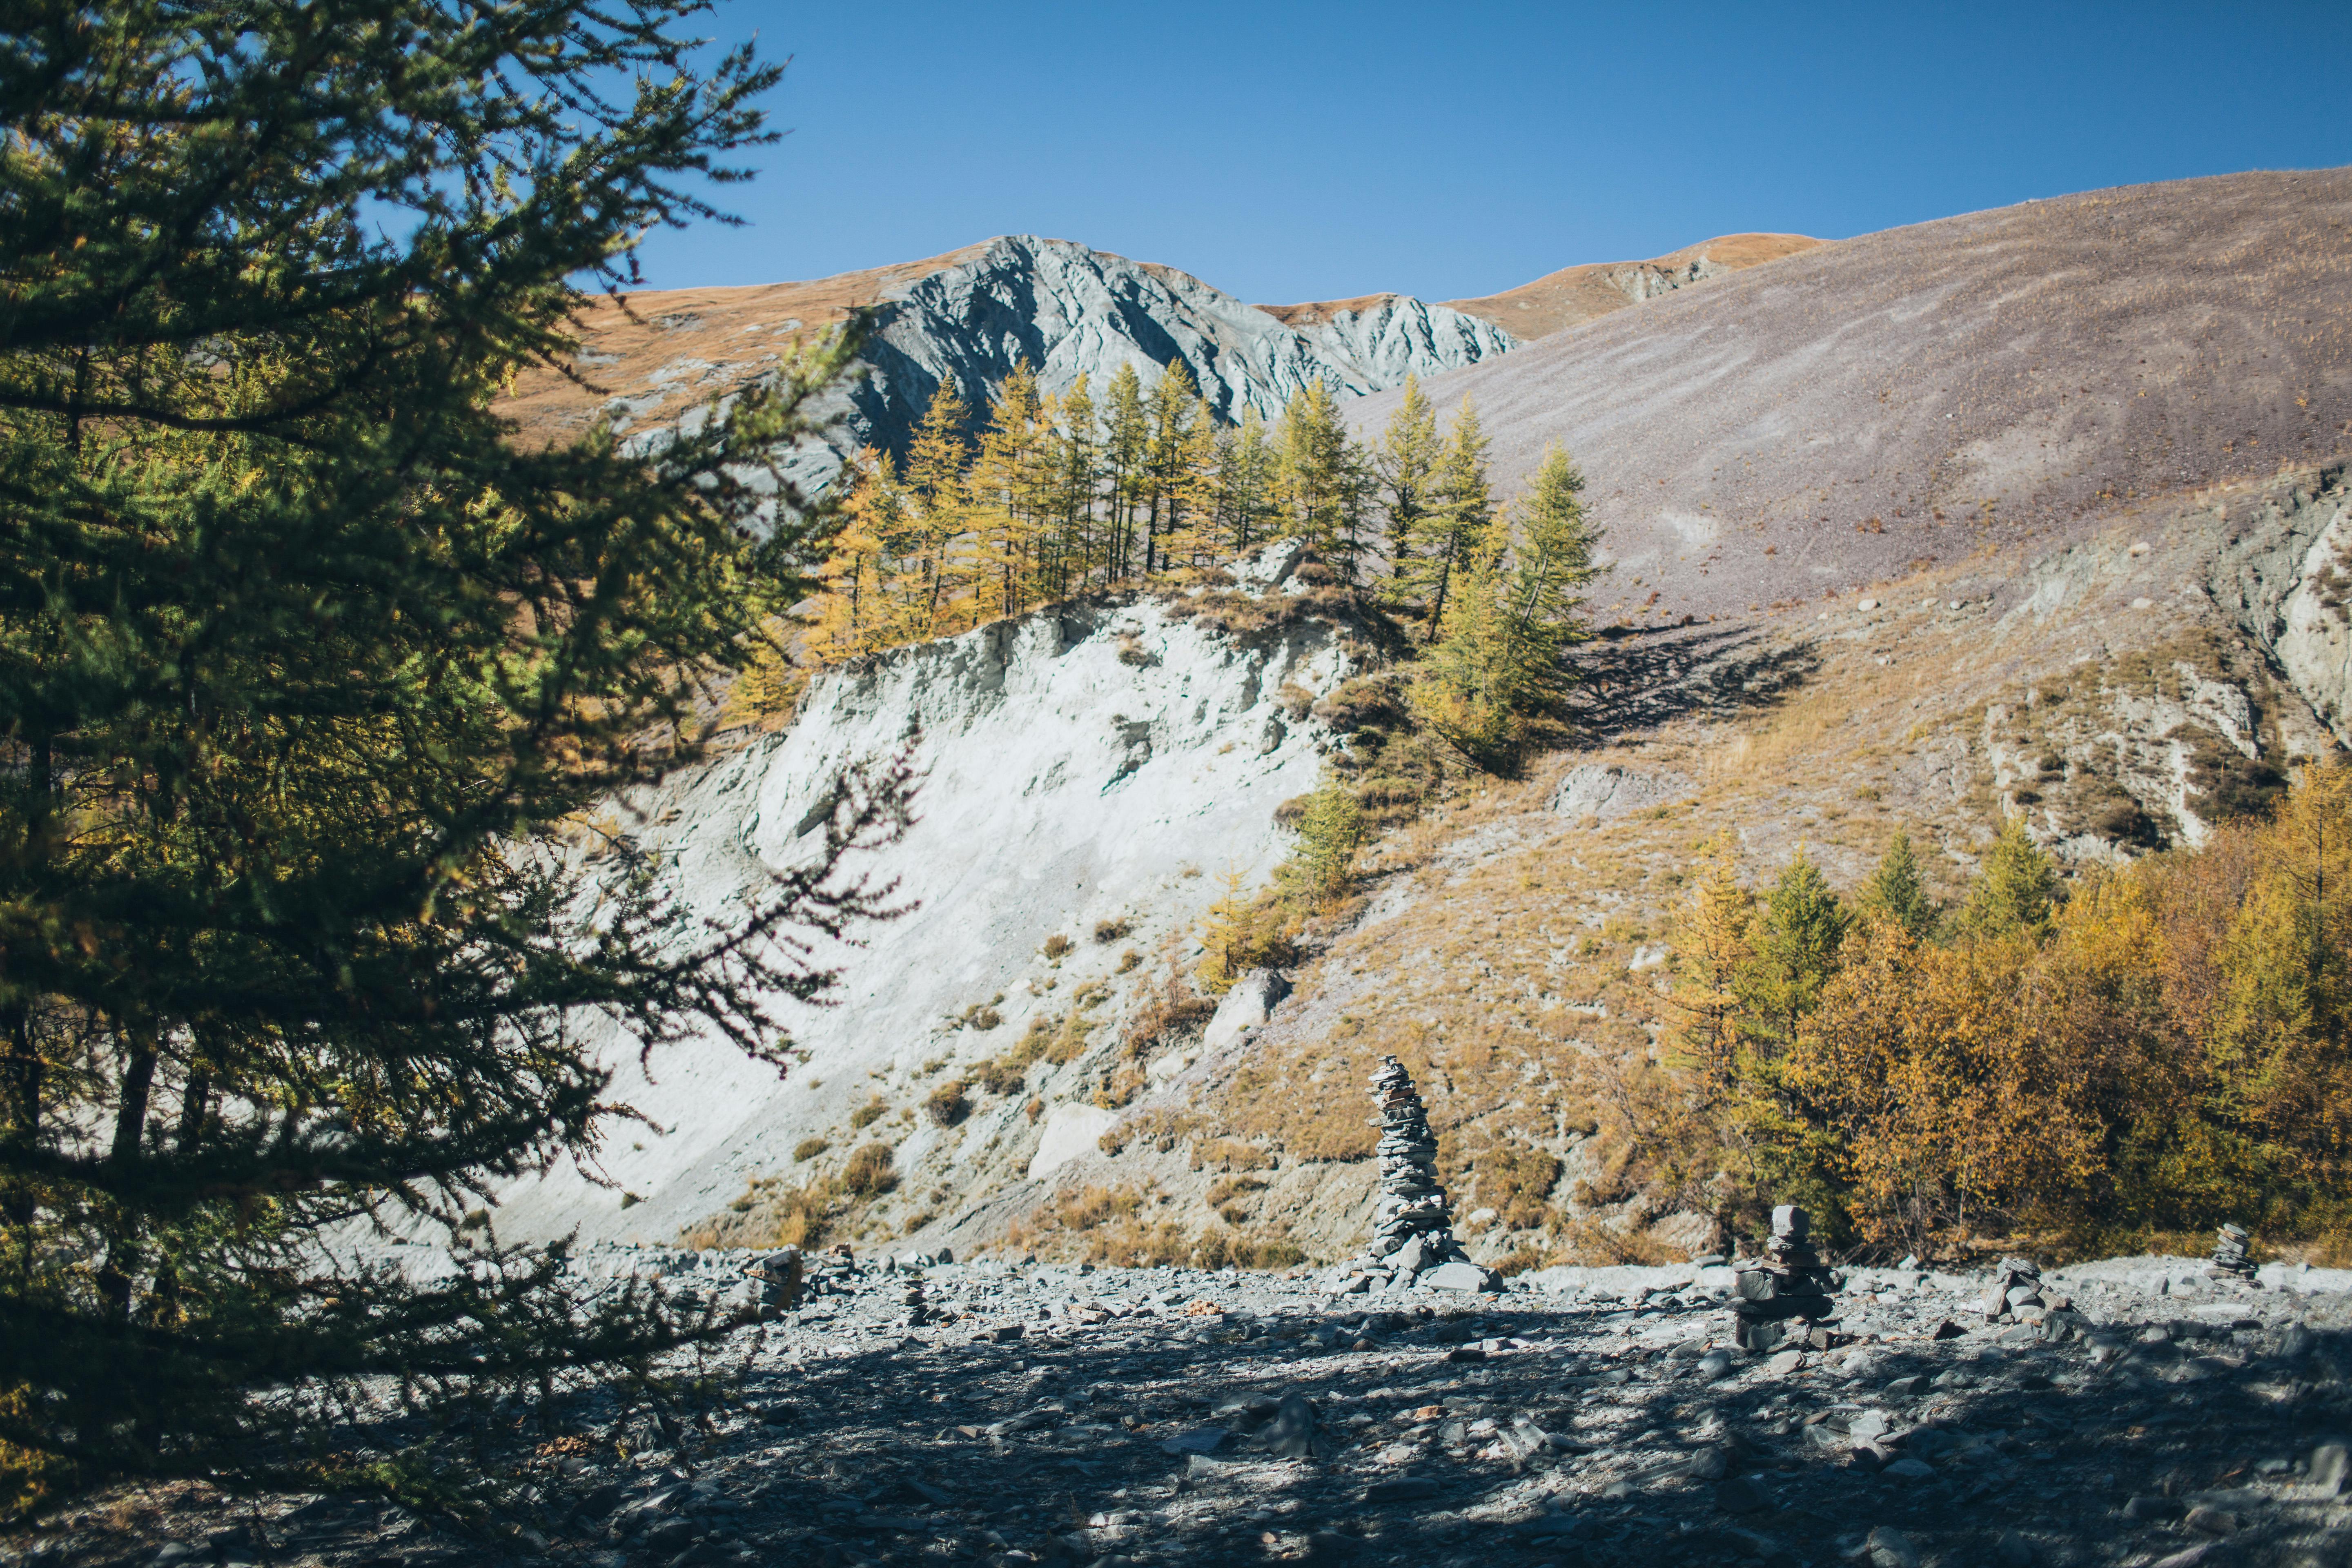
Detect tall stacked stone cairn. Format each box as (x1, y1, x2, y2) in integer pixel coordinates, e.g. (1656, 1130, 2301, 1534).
(1729, 1205, 1839, 1352)
(1369, 1057, 1461, 1272)
(2211, 1223, 2258, 1279)
(1346, 1058, 1501, 1292)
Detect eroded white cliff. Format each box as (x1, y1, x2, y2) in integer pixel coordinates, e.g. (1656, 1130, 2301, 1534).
(490, 565, 1351, 1244)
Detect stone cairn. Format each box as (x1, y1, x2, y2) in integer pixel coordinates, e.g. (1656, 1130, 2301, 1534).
(1730, 1205, 1838, 1352)
(1980, 1256, 2048, 1325)
(1361, 1058, 1466, 1281)
(2211, 1223, 2258, 1280)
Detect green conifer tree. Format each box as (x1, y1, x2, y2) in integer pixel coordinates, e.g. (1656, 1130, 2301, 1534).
(1275, 379, 1368, 579)
(1051, 373, 1102, 592)
(1862, 831, 1939, 940)
(1211, 408, 1280, 555)
(1740, 851, 1854, 1056)
(0, 1, 906, 1486)
(1966, 818, 2061, 939)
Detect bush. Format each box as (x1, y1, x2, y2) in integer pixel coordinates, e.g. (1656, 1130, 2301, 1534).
(849, 1096, 887, 1130)
(924, 1081, 971, 1127)
(840, 1143, 896, 1197)
(793, 1137, 829, 1163)
(1043, 933, 1074, 960)
(974, 1056, 1025, 1097)
(1093, 918, 1131, 944)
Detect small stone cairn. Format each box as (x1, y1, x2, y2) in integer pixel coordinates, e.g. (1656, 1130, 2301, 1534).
(1729, 1205, 1838, 1352)
(2211, 1223, 2258, 1280)
(1980, 1256, 2048, 1325)
(1346, 1058, 1499, 1293)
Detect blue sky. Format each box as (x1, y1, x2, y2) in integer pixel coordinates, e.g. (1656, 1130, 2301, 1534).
(631, 0, 2352, 305)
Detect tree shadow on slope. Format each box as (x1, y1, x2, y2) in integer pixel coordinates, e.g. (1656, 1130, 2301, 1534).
(1566, 623, 1822, 743)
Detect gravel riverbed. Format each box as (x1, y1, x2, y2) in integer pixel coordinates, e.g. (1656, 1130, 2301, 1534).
(15, 1250, 2352, 1568)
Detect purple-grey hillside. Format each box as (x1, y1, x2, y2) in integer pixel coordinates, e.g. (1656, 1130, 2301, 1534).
(1354, 169, 2352, 624)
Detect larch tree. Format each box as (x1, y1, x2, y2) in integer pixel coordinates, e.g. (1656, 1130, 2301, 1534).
(902, 380, 974, 635)
(1100, 364, 1149, 579)
(1049, 373, 1102, 595)
(1395, 397, 1494, 641)
(1413, 443, 1599, 765)
(1276, 379, 1366, 579)
(0, 0, 907, 1492)
(1372, 374, 1443, 575)
(1141, 362, 1200, 575)
(1211, 407, 1282, 557)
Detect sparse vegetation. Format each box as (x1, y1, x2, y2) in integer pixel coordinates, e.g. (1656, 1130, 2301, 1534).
(793, 1138, 830, 1163)
(841, 1143, 897, 1197)
(850, 1096, 889, 1131)
(924, 1081, 972, 1127)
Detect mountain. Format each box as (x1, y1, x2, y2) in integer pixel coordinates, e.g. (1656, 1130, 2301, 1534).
(486, 170, 2352, 1280)
(1435, 231, 1824, 339)
(1352, 169, 2352, 628)
(496, 235, 1515, 489)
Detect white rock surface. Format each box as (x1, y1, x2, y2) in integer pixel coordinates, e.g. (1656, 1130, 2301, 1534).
(1198, 968, 1292, 1055)
(1028, 1104, 1121, 1182)
(487, 588, 1351, 1245)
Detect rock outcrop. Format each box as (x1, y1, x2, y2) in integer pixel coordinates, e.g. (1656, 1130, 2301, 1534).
(497, 235, 1514, 496)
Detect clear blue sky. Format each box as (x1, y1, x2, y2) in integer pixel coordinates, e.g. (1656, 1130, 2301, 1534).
(630, 0, 2352, 305)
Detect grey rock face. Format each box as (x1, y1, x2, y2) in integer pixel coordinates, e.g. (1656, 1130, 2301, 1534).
(848, 236, 1515, 461)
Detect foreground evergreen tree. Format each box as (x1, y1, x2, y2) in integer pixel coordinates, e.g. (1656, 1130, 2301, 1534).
(0, 1, 902, 1496)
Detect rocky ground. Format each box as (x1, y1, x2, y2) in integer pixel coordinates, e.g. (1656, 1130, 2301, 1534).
(16, 1251, 2352, 1568)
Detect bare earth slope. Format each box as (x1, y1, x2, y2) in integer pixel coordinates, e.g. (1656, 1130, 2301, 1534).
(1353, 169, 2352, 628)
(1432, 231, 1825, 339)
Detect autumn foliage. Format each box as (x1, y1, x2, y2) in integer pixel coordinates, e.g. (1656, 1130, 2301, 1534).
(1656, 770, 2352, 1258)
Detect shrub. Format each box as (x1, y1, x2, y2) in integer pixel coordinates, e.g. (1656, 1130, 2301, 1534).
(974, 1056, 1026, 1097)
(1093, 918, 1131, 944)
(1117, 949, 1143, 973)
(793, 1138, 828, 1163)
(840, 1143, 896, 1197)
(1042, 933, 1074, 960)
(849, 1096, 887, 1130)
(924, 1081, 971, 1127)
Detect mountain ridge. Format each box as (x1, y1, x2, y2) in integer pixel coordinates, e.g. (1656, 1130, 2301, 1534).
(495, 235, 1514, 488)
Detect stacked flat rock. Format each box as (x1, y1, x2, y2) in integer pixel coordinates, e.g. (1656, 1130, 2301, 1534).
(1343, 1059, 1500, 1293)
(1367, 1057, 1461, 1267)
(1980, 1256, 2047, 1323)
(2211, 1223, 2257, 1279)
(1730, 1205, 1840, 1352)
